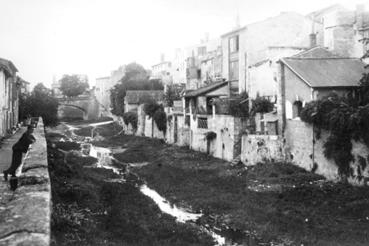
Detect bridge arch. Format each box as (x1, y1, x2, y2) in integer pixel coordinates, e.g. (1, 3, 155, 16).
(58, 104, 87, 120)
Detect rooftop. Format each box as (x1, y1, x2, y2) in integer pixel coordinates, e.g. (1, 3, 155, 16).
(125, 90, 164, 104)
(281, 47, 367, 88)
(184, 81, 228, 98)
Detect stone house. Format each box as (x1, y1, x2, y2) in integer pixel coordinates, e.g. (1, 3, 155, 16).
(0, 57, 19, 138)
(276, 47, 368, 180)
(95, 66, 126, 117)
(184, 38, 221, 90)
(221, 12, 323, 97)
(95, 76, 111, 115)
(151, 54, 173, 87)
(307, 4, 369, 59)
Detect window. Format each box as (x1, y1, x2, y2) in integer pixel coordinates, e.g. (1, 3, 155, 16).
(292, 101, 303, 118)
(197, 117, 208, 129)
(229, 35, 239, 53)
(185, 115, 191, 126)
(229, 60, 239, 81)
(198, 46, 207, 56)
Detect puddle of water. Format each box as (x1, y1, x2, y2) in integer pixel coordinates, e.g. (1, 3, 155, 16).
(129, 162, 149, 168)
(140, 184, 202, 223)
(64, 123, 229, 246)
(110, 147, 127, 154)
(88, 121, 114, 127)
(89, 145, 121, 175)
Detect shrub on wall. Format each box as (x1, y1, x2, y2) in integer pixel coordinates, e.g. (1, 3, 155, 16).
(250, 96, 274, 115)
(300, 92, 369, 179)
(143, 100, 162, 118)
(122, 111, 138, 130)
(153, 109, 167, 133)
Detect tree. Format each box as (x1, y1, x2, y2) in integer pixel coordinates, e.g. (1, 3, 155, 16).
(163, 85, 181, 107)
(110, 62, 164, 116)
(19, 83, 59, 126)
(59, 74, 89, 98)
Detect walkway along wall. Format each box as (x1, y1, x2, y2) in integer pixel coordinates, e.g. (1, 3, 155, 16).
(0, 117, 51, 246)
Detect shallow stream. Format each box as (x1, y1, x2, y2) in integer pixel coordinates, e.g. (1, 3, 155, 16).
(60, 121, 253, 246)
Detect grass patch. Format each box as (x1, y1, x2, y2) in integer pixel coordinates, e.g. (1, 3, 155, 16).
(103, 131, 369, 245)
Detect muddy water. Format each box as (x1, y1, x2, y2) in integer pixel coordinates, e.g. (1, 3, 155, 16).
(62, 122, 242, 246)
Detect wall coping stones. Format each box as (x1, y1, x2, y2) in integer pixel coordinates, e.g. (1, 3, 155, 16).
(0, 117, 50, 246)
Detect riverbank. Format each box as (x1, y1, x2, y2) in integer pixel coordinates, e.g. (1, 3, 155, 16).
(90, 126, 369, 245)
(47, 124, 214, 245)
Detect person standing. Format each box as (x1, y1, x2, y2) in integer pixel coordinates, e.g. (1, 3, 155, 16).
(3, 125, 36, 180)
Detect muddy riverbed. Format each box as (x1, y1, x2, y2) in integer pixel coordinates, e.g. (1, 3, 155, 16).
(48, 121, 241, 246)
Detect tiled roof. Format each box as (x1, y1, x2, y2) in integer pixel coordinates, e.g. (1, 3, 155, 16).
(125, 90, 164, 104)
(281, 47, 367, 88)
(184, 81, 228, 97)
(291, 47, 339, 58)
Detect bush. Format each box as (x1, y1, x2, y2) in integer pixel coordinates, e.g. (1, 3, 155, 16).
(300, 93, 369, 178)
(143, 100, 162, 118)
(19, 83, 59, 126)
(153, 109, 167, 133)
(123, 111, 138, 130)
(250, 96, 274, 115)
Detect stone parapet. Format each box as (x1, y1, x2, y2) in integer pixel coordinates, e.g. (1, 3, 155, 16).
(0, 117, 50, 246)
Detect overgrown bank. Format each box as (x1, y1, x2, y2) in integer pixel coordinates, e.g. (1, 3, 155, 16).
(47, 127, 214, 246)
(95, 131, 369, 246)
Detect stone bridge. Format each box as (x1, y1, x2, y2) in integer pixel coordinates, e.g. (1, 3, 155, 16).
(57, 95, 100, 120)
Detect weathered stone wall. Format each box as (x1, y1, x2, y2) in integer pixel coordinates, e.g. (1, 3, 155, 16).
(241, 135, 285, 165)
(143, 116, 165, 139)
(0, 117, 51, 246)
(189, 115, 245, 161)
(136, 105, 145, 136)
(284, 120, 369, 183)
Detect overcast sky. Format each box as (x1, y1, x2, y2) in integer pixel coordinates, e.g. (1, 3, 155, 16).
(0, 0, 367, 88)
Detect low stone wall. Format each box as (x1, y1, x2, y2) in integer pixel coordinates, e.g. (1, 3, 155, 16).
(189, 115, 246, 162)
(0, 118, 51, 246)
(241, 134, 285, 165)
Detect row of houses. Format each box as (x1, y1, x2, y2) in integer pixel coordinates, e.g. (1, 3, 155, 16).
(99, 4, 369, 182)
(0, 57, 30, 138)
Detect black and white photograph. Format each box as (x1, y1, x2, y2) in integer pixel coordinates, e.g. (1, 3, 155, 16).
(0, 0, 369, 245)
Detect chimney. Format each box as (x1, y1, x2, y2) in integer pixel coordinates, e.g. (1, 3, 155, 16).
(356, 4, 365, 29)
(309, 33, 317, 48)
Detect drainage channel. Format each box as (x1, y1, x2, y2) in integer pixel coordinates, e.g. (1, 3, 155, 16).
(62, 122, 249, 246)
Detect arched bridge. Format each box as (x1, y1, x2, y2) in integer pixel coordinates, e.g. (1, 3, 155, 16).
(57, 95, 100, 120)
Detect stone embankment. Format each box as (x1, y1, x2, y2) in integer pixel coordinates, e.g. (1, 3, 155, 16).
(0, 118, 50, 246)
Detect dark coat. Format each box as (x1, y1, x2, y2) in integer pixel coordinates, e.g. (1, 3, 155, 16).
(12, 132, 36, 153)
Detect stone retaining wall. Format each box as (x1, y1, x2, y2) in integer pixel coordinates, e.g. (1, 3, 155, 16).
(0, 117, 51, 246)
